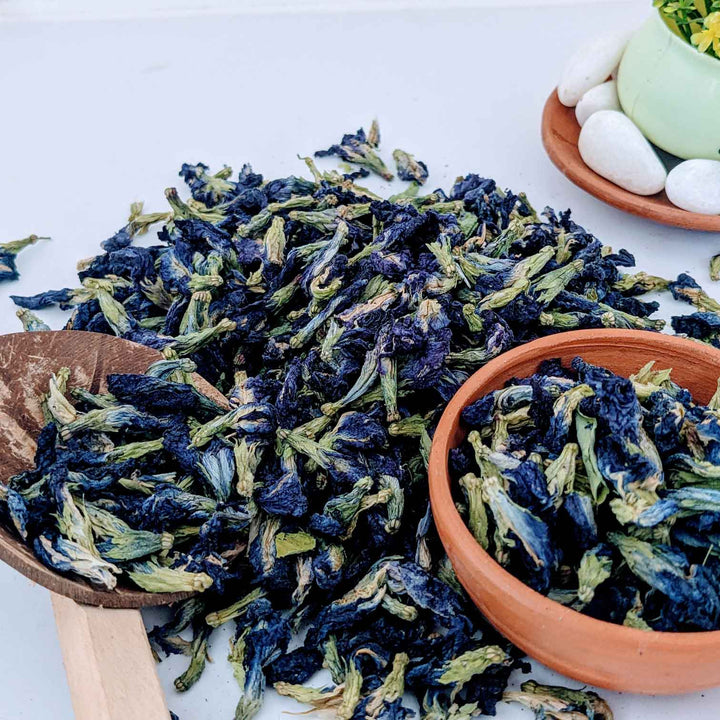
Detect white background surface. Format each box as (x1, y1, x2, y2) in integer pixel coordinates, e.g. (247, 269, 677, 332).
(1, 1, 720, 718)
(0, 0, 628, 21)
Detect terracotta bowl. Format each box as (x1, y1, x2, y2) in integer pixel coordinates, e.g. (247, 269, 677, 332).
(429, 329, 720, 694)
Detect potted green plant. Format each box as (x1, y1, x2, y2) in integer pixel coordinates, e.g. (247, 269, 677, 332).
(617, 0, 720, 160)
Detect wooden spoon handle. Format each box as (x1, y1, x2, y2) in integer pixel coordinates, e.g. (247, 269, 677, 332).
(51, 593, 169, 720)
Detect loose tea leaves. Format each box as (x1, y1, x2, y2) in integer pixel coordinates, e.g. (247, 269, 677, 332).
(504, 681, 613, 720)
(393, 150, 429, 185)
(0, 234, 49, 283)
(453, 356, 720, 632)
(0, 122, 662, 718)
(315, 121, 393, 181)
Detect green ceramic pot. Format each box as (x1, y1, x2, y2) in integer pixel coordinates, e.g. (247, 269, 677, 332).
(617, 12, 720, 160)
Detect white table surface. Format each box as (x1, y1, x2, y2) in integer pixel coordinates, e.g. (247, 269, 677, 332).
(0, 0, 625, 21)
(1, 2, 719, 718)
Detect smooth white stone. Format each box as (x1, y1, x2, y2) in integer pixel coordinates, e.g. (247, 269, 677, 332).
(666, 160, 720, 215)
(575, 80, 620, 127)
(578, 111, 667, 196)
(558, 31, 629, 107)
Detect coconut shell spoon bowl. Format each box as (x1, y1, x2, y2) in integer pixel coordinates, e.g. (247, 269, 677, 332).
(0, 330, 228, 720)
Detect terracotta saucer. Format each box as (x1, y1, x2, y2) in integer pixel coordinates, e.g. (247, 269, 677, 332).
(429, 329, 720, 694)
(541, 89, 720, 232)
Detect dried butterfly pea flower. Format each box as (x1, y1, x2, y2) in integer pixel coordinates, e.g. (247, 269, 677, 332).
(482, 472, 556, 589)
(228, 602, 293, 720)
(453, 356, 720, 631)
(87, 502, 173, 562)
(274, 531, 316, 558)
(106, 373, 225, 417)
(105, 438, 166, 464)
(711, 254, 720, 283)
(546, 443, 579, 502)
(149, 598, 207, 656)
(436, 645, 509, 697)
(311, 544, 346, 590)
(576, 545, 613, 606)
(5, 489, 29, 540)
(190, 402, 273, 448)
(128, 559, 213, 593)
(459, 473, 489, 549)
(636, 486, 720, 527)
(672, 311, 720, 345)
(173, 624, 212, 692)
(422, 696, 483, 720)
(561, 492, 598, 554)
(316, 123, 392, 181)
(54, 484, 97, 555)
(205, 588, 266, 629)
(503, 680, 613, 720)
(670, 273, 720, 313)
(609, 533, 720, 630)
(275, 659, 363, 718)
(358, 652, 410, 718)
(0, 234, 49, 282)
(16, 308, 50, 332)
(35, 534, 120, 590)
(11, 287, 74, 310)
(7, 125, 678, 717)
(58, 404, 167, 440)
(45, 368, 77, 425)
(622, 592, 652, 631)
(256, 447, 307, 518)
(140, 484, 217, 526)
(198, 441, 235, 502)
(613, 271, 669, 295)
(575, 411, 607, 504)
(392, 149, 428, 185)
(305, 561, 390, 647)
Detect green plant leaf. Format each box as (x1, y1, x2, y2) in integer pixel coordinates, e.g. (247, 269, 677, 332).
(659, 10, 689, 39)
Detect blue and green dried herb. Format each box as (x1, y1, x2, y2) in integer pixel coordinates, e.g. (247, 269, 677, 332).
(454, 356, 720, 632)
(0, 234, 48, 282)
(2, 122, 680, 718)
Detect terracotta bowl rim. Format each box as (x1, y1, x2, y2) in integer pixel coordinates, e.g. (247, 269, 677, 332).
(429, 328, 720, 648)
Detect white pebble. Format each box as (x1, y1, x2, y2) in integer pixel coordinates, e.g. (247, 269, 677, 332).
(666, 160, 720, 215)
(575, 81, 620, 127)
(559, 32, 629, 108)
(578, 111, 667, 196)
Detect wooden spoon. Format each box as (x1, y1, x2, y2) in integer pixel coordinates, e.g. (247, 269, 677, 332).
(0, 330, 228, 720)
